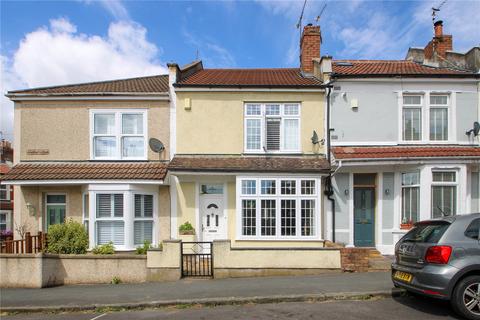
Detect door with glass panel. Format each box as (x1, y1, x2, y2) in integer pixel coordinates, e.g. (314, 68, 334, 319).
(199, 184, 225, 243)
(353, 174, 376, 247)
(46, 194, 66, 230)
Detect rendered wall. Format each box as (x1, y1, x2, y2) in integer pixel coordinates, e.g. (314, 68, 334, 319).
(175, 91, 325, 155)
(14, 100, 170, 162)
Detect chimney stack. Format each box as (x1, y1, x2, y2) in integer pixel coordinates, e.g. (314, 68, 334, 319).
(300, 24, 321, 74)
(424, 20, 452, 60)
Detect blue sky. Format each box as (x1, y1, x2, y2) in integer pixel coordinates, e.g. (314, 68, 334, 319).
(1, 0, 479, 139)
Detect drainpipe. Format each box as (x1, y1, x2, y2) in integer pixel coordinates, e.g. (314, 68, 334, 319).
(322, 84, 336, 243)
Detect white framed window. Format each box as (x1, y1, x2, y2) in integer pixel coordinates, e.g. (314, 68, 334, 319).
(429, 95, 449, 141)
(244, 103, 300, 153)
(237, 177, 320, 240)
(401, 172, 420, 224)
(0, 184, 9, 201)
(82, 193, 89, 235)
(95, 193, 125, 245)
(400, 92, 452, 143)
(431, 171, 457, 218)
(402, 95, 422, 141)
(90, 110, 147, 160)
(134, 194, 154, 245)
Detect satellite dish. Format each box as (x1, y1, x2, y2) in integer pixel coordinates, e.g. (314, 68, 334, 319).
(466, 122, 480, 137)
(149, 138, 165, 153)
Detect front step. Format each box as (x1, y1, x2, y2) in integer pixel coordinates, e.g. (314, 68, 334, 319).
(368, 249, 393, 271)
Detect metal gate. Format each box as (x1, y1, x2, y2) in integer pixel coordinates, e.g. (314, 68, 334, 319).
(181, 242, 213, 277)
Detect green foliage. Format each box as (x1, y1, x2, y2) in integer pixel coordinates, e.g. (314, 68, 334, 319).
(111, 276, 121, 284)
(92, 242, 115, 255)
(179, 221, 194, 233)
(135, 240, 152, 255)
(46, 219, 89, 254)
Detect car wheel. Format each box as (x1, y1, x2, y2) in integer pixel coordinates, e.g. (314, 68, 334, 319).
(451, 275, 480, 320)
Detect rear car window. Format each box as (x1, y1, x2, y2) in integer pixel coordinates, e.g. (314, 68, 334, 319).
(465, 219, 479, 240)
(402, 222, 450, 243)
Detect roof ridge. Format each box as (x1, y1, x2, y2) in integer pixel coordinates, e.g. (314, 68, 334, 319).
(202, 68, 299, 71)
(8, 74, 168, 94)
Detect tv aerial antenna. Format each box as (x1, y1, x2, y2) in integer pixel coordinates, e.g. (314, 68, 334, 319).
(432, 0, 447, 23)
(315, 3, 327, 25)
(296, 0, 308, 31)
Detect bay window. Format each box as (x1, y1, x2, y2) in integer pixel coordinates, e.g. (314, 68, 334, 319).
(244, 103, 300, 153)
(401, 172, 420, 224)
(238, 177, 319, 239)
(134, 194, 154, 245)
(96, 194, 124, 245)
(91, 110, 147, 160)
(431, 171, 457, 218)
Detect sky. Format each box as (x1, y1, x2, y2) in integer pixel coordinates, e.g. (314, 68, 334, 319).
(1, 0, 479, 141)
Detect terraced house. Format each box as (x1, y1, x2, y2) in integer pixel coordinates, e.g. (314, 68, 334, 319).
(325, 21, 480, 255)
(167, 25, 330, 252)
(3, 76, 172, 251)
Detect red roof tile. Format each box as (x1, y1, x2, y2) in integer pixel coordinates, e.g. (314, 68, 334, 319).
(176, 68, 323, 87)
(1, 162, 168, 181)
(332, 60, 476, 77)
(0, 164, 10, 175)
(169, 155, 330, 173)
(333, 146, 480, 160)
(7, 75, 169, 96)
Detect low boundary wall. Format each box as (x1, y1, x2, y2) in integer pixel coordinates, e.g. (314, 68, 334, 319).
(0, 253, 147, 288)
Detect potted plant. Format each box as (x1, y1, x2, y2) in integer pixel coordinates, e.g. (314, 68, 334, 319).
(179, 221, 196, 242)
(400, 218, 414, 230)
(0, 230, 13, 242)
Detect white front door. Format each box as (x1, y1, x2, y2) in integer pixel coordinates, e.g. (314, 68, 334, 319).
(200, 195, 226, 242)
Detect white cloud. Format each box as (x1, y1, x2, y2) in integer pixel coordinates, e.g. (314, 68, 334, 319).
(0, 17, 166, 140)
(99, 0, 130, 20)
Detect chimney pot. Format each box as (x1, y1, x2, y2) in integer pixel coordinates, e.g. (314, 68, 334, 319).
(434, 20, 443, 37)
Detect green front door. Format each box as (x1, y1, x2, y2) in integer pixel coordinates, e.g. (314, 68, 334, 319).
(45, 194, 66, 230)
(46, 205, 66, 229)
(354, 188, 375, 247)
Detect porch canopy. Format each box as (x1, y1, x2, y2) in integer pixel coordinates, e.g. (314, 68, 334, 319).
(0, 161, 168, 185)
(332, 145, 480, 163)
(168, 155, 330, 174)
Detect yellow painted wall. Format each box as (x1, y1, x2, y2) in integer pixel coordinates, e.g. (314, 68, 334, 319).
(176, 91, 325, 155)
(14, 100, 170, 162)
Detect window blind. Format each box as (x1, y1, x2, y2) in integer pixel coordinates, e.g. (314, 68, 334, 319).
(97, 221, 124, 245)
(266, 118, 280, 151)
(134, 221, 153, 245)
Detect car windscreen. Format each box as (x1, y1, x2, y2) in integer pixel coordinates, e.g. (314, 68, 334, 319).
(402, 222, 451, 243)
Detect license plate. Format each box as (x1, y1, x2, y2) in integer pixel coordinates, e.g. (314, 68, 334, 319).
(394, 271, 413, 283)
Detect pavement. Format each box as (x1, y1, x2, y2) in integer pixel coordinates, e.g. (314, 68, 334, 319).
(0, 272, 400, 313)
(1, 296, 462, 320)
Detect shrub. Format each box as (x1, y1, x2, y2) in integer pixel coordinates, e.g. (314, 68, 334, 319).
(46, 219, 88, 254)
(92, 242, 115, 255)
(135, 240, 152, 255)
(179, 221, 195, 234)
(111, 276, 121, 284)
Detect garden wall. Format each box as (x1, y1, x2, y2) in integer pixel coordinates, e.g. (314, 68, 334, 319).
(0, 253, 147, 288)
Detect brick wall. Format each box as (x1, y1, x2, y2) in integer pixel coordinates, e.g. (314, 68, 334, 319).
(340, 248, 370, 272)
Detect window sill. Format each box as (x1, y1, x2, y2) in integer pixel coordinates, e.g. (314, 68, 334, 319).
(235, 237, 322, 242)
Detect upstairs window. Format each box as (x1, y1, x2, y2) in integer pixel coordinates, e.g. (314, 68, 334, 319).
(402, 95, 422, 141)
(401, 93, 451, 143)
(244, 103, 300, 153)
(429, 95, 449, 141)
(91, 110, 147, 160)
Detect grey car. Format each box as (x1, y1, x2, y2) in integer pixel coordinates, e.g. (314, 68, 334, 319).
(391, 213, 480, 320)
